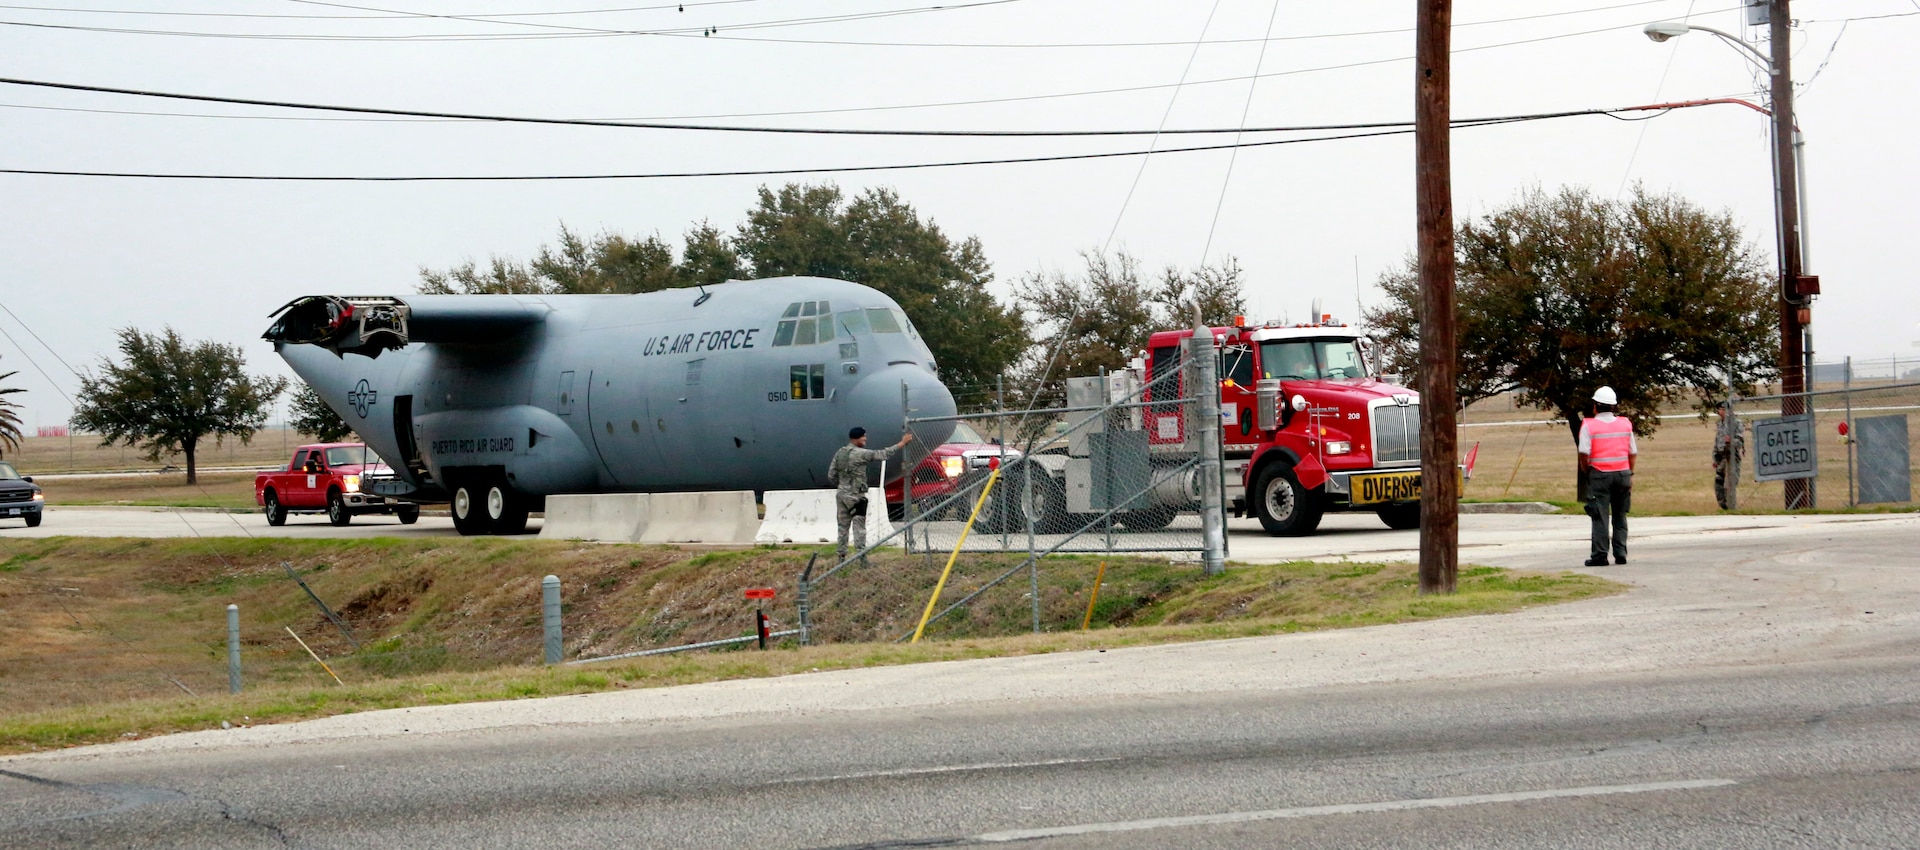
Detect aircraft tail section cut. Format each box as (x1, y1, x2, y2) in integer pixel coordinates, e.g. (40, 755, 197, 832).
(265, 294, 549, 356)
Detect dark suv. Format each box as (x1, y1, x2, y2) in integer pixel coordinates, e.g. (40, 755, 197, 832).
(0, 461, 44, 527)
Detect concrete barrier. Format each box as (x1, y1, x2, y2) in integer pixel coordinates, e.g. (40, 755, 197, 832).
(754, 488, 895, 547)
(538, 491, 760, 544)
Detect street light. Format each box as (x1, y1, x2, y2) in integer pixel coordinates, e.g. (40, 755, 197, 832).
(1646, 4, 1817, 509)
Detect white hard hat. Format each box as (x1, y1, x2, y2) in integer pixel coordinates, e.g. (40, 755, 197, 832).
(1593, 386, 1618, 405)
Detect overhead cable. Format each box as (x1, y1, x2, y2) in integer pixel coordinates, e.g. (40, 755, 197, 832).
(0, 108, 1694, 182)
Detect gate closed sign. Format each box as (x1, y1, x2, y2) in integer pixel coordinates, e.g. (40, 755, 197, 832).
(1752, 415, 1816, 482)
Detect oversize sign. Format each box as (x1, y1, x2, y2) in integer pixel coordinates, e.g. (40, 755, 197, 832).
(1752, 414, 1817, 482)
(1348, 469, 1464, 506)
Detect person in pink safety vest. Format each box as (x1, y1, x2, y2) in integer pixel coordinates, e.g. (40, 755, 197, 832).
(1578, 386, 1637, 566)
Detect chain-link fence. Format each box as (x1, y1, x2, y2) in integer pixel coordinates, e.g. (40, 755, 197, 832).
(1720, 377, 1920, 510)
(800, 333, 1229, 644)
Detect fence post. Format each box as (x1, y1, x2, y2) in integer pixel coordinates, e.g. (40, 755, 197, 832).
(1844, 357, 1856, 507)
(1188, 321, 1228, 576)
(797, 553, 815, 646)
(226, 604, 241, 694)
(542, 575, 562, 665)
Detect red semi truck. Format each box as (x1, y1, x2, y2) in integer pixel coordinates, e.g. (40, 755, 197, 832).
(255, 443, 420, 527)
(1018, 314, 1453, 536)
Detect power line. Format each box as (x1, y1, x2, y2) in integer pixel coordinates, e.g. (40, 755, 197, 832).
(0, 0, 1028, 41)
(0, 0, 772, 18)
(0, 8, 1746, 130)
(0, 1, 1726, 45)
(0, 75, 1648, 137)
(0, 115, 1601, 182)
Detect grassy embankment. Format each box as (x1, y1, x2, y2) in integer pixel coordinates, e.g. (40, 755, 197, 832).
(0, 536, 1622, 753)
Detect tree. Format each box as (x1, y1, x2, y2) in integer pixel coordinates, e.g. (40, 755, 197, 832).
(1364, 185, 1777, 489)
(1019, 250, 1250, 381)
(70, 328, 288, 484)
(420, 223, 745, 295)
(0, 355, 24, 457)
(734, 183, 1030, 394)
(289, 382, 355, 442)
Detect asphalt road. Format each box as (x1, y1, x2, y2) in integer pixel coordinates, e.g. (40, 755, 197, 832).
(2, 512, 1916, 847)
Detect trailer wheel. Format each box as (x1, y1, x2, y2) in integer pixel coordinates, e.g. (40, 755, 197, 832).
(451, 481, 488, 536)
(1376, 502, 1421, 530)
(1252, 461, 1323, 537)
(485, 481, 530, 535)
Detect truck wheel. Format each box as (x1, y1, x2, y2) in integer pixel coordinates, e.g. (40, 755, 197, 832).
(1377, 503, 1421, 530)
(263, 490, 287, 527)
(1252, 461, 1323, 537)
(395, 504, 420, 525)
(25, 513, 41, 528)
(1014, 468, 1072, 534)
(326, 490, 352, 527)
(485, 482, 530, 535)
(451, 483, 488, 536)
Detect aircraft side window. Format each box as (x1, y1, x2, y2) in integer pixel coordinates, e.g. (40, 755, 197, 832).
(773, 319, 797, 347)
(817, 315, 835, 342)
(790, 365, 808, 400)
(794, 317, 818, 346)
(782, 302, 802, 318)
(867, 308, 902, 334)
(787, 364, 827, 399)
(838, 309, 870, 335)
(810, 363, 826, 399)
(685, 359, 704, 385)
(801, 301, 818, 317)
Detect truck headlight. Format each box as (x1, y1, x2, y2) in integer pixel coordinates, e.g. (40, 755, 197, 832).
(342, 475, 361, 493)
(32, 492, 44, 501)
(1325, 441, 1351, 455)
(940, 457, 964, 479)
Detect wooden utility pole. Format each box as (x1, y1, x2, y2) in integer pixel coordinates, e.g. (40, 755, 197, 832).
(1415, 0, 1458, 594)
(1769, 0, 1812, 510)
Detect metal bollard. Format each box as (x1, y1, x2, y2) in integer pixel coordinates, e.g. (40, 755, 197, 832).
(542, 575, 562, 665)
(226, 604, 242, 694)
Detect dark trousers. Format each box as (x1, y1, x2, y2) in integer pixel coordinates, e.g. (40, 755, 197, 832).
(1586, 469, 1632, 561)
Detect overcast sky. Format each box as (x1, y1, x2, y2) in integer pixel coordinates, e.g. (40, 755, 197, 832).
(2, 0, 1916, 430)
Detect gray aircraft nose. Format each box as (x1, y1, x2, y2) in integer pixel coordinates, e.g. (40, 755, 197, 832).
(846, 364, 957, 446)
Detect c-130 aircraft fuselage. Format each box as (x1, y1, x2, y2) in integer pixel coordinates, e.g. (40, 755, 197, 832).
(266, 277, 957, 534)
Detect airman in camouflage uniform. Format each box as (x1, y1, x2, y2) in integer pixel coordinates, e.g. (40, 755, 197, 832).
(829, 426, 913, 563)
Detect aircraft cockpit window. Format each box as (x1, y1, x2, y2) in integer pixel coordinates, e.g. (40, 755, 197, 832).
(867, 308, 903, 334)
(838, 309, 870, 336)
(775, 301, 837, 347)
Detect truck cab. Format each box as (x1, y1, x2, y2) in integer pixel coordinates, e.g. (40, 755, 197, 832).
(255, 443, 419, 527)
(1141, 316, 1428, 535)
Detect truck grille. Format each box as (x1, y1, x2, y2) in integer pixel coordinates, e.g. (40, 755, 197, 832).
(1372, 400, 1420, 466)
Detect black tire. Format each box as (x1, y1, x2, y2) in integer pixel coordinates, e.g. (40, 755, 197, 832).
(326, 490, 352, 526)
(263, 490, 286, 527)
(24, 513, 41, 528)
(395, 504, 420, 525)
(450, 482, 488, 536)
(1376, 502, 1421, 530)
(485, 482, 530, 535)
(1251, 460, 1324, 537)
(1116, 506, 1178, 532)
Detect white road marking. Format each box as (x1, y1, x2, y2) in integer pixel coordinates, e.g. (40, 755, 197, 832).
(772, 757, 1125, 785)
(972, 778, 1738, 842)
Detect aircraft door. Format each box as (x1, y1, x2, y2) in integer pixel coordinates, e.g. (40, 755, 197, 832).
(580, 369, 624, 486)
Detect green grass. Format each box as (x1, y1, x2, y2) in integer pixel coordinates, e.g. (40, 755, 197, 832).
(0, 537, 1623, 754)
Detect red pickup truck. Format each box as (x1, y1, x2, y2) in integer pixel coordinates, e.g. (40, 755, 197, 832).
(255, 443, 419, 527)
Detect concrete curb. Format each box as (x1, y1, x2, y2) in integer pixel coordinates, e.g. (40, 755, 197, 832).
(1460, 502, 1561, 515)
